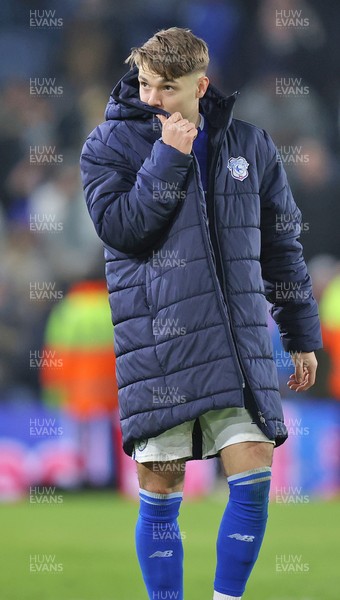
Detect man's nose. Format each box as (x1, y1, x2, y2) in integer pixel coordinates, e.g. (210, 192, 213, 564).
(147, 89, 162, 107)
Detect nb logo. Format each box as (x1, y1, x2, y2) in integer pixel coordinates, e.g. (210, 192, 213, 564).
(228, 533, 255, 543)
(149, 550, 174, 558)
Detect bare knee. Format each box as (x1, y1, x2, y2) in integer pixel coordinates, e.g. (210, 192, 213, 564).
(251, 441, 274, 468)
(220, 441, 274, 477)
(136, 460, 186, 494)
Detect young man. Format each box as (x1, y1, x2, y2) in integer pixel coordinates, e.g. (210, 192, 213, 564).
(80, 28, 321, 600)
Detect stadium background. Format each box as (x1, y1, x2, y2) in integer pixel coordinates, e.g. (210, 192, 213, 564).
(0, 0, 340, 598)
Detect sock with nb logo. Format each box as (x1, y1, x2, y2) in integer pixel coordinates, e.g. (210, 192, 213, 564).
(136, 488, 184, 600)
(213, 467, 271, 599)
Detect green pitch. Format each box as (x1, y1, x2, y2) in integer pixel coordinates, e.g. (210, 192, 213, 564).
(1, 491, 339, 600)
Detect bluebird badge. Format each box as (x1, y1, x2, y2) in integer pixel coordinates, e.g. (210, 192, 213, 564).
(227, 156, 249, 181)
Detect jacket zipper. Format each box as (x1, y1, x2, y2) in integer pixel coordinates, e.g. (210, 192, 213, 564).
(205, 125, 267, 425)
(209, 142, 245, 386)
(192, 152, 245, 392)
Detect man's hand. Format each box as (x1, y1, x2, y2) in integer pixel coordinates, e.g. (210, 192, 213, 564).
(157, 112, 198, 155)
(287, 351, 318, 392)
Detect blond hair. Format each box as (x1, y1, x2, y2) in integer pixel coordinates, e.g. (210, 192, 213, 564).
(125, 27, 209, 80)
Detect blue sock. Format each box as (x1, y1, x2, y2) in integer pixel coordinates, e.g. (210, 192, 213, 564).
(214, 467, 272, 598)
(135, 489, 184, 600)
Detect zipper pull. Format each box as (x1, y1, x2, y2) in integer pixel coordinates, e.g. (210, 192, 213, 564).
(258, 411, 267, 426)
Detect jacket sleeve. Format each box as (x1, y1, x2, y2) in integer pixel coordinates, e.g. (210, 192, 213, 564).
(80, 126, 193, 254)
(259, 130, 322, 352)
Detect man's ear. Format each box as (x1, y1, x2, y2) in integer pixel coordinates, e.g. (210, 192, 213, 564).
(196, 75, 209, 99)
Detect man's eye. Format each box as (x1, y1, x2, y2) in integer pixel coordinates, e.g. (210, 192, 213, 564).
(140, 82, 149, 88)
(164, 86, 174, 91)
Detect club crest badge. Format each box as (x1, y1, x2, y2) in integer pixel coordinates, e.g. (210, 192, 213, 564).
(227, 156, 249, 181)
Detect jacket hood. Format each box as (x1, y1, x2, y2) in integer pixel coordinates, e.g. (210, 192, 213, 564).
(105, 66, 238, 129)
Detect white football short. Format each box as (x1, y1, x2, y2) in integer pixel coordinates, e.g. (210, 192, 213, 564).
(133, 407, 275, 463)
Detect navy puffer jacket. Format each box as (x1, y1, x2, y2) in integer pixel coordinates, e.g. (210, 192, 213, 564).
(80, 68, 322, 456)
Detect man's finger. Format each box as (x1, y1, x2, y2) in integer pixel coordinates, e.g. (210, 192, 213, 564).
(295, 357, 304, 383)
(168, 112, 183, 122)
(307, 365, 316, 387)
(157, 114, 167, 125)
(287, 377, 309, 392)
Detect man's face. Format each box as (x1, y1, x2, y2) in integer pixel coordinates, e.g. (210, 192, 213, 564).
(138, 66, 209, 124)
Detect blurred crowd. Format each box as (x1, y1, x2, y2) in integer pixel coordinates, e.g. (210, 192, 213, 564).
(0, 0, 339, 404)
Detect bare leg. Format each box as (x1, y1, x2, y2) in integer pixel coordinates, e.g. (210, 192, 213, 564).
(220, 441, 274, 476)
(137, 459, 186, 493)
